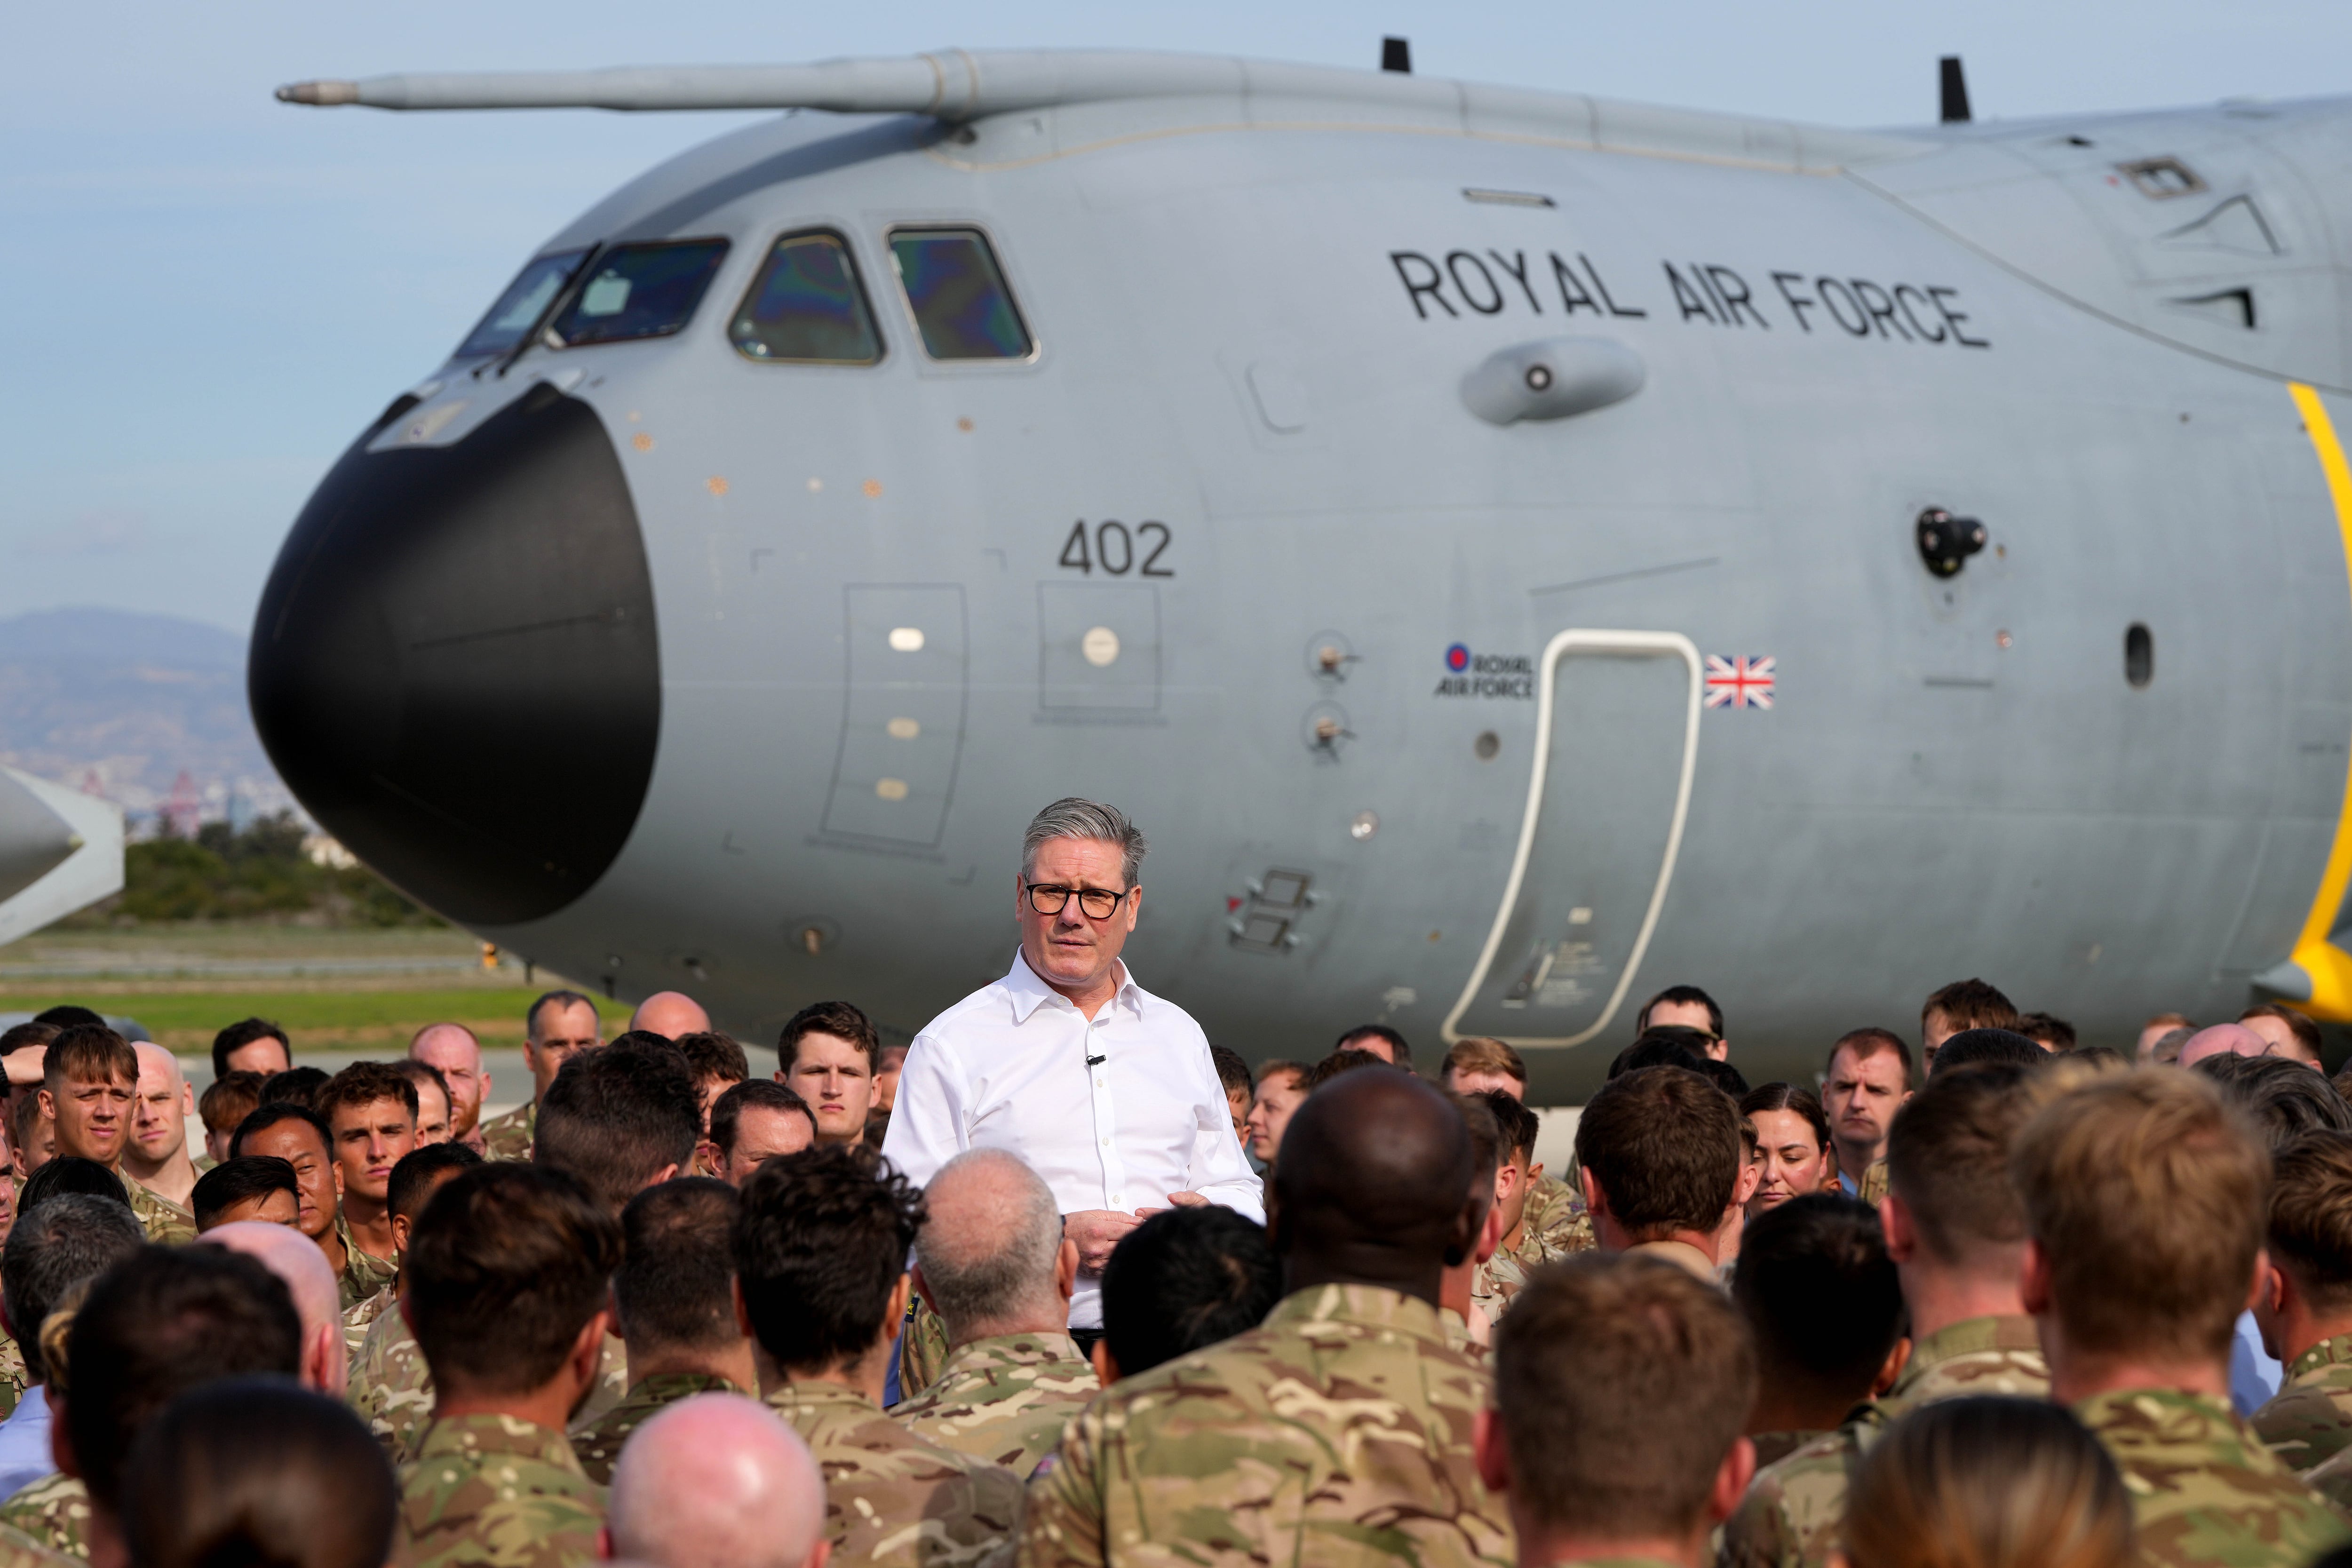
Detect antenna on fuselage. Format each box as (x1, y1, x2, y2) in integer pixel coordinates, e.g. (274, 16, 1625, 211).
(1939, 55, 1971, 123)
(1381, 37, 1412, 74)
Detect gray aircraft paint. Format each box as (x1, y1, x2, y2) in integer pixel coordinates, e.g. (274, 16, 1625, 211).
(262, 52, 2352, 1099)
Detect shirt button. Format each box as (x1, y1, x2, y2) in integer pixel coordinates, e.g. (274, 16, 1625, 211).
(1101, 1138, 1111, 1147)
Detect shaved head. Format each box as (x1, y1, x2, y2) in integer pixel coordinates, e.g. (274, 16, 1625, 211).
(1273, 1068, 1476, 1298)
(131, 1042, 182, 1090)
(630, 993, 711, 1041)
(609, 1393, 826, 1568)
(2179, 1023, 2269, 1069)
(410, 1023, 480, 1064)
(915, 1149, 1066, 1340)
(411, 1023, 487, 1138)
(203, 1218, 345, 1396)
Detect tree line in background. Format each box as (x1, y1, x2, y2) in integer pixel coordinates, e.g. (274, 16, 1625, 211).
(65, 812, 442, 927)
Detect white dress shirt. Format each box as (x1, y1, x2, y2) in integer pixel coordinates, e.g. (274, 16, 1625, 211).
(881, 948, 1264, 1329)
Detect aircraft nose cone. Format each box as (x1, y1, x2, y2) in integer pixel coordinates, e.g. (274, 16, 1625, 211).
(249, 383, 660, 926)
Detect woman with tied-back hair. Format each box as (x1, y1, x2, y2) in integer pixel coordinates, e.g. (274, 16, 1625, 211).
(1837, 1396, 2133, 1568)
(1741, 1083, 1836, 1220)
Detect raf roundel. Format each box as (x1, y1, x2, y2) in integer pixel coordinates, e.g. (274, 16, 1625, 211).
(1445, 643, 1471, 673)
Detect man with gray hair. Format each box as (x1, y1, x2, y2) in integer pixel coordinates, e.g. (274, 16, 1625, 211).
(882, 798, 1262, 1350)
(890, 1149, 1097, 1472)
(0, 1193, 144, 1498)
(604, 1393, 828, 1568)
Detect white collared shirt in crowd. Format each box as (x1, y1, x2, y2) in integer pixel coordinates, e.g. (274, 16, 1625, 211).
(881, 948, 1264, 1330)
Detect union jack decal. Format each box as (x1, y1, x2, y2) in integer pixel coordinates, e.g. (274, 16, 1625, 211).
(1704, 655, 1776, 710)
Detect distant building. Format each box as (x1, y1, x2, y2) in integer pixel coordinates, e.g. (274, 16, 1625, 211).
(302, 834, 358, 870)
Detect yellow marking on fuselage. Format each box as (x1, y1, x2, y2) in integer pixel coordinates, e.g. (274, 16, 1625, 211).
(2286, 382, 2352, 1019)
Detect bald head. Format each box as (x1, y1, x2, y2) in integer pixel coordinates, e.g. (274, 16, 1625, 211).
(914, 1149, 1068, 1341)
(1273, 1069, 1476, 1300)
(131, 1042, 181, 1091)
(203, 1219, 344, 1396)
(126, 1042, 194, 1186)
(2179, 1023, 2270, 1069)
(609, 1393, 826, 1568)
(410, 1023, 480, 1066)
(411, 1023, 488, 1138)
(629, 993, 711, 1040)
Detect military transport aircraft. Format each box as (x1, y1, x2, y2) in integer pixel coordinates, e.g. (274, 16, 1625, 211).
(256, 46, 2352, 1097)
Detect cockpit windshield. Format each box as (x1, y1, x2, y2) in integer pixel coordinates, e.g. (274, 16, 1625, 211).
(452, 248, 589, 360)
(888, 229, 1033, 360)
(548, 240, 730, 348)
(730, 231, 883, 364)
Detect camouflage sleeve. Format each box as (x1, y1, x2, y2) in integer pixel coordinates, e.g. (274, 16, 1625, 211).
(899, 1297, 952, 1401)
(2307, 1449, 2352, 1513)
(1015, 1406, 1107, 1568)
(2249, 1386, 2351, 1475)
(1716, 1468, 1804, 1568)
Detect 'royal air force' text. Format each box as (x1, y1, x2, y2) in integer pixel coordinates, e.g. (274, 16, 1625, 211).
(1390, 247, 1990, 349)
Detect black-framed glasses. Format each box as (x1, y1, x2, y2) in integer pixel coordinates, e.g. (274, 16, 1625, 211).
(1025, 880, 1131, 920)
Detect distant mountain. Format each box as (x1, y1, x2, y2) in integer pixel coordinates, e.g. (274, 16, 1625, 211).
(0, 608, 290, 820)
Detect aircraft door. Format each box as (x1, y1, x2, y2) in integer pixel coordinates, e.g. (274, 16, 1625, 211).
(819, 585, 968, 847)
(1441, 631, 1701, 1050)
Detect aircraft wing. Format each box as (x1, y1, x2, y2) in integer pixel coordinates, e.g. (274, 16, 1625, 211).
(275, 49, 1924, 174)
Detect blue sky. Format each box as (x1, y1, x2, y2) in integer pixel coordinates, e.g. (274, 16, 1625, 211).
(5, 0, 2346, 633)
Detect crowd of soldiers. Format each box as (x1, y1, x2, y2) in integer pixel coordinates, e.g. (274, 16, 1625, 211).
(2, 962, 2352, 1568)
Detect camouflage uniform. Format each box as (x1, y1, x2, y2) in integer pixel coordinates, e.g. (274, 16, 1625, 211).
(893, 1331, 1098, 1475)
(1021, 1283, 1513, 1568)
(117, 1169, 195, 1246)
(0, 1334, 27, 1422)
(1438, 1305, 1490, 1366)
(347, 1282, 396, 1358)
(2252, 1331, 2352, 1474)
(338, 1216, 401, 1313)
(0, 1476, 86, 1560)
(1518, 1174, 1595, 1256)
(1628, 1240, 1717, 1282)
(1855, 1162, 1888, 1206)
(0, 1523, 70, 1568)
(397, 1413, 604, 1568)
(900, 1296, 954, 1401)
(477, 1102, 536, 1163)
(1748, 1432, 1822, 1470)
(2077, 1387, 2351, 1565)
(764, 1378, 1022, 1567)
(577, 1335, 628, 1430)
(350, 1294, 435, 1462)
(352, 1309, 626, 1469)
(570, 1372, 742, 1485)
(1719, 1314, 2048, 1568)
(2300, 1430, 2352, 1508)
(1469, 1216, 1566, 1323)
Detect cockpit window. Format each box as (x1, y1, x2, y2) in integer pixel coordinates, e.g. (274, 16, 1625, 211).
(730, 231, 883, 365)
(547, 239, 730, 348)
(453, 248, 590, 359)
(887, 228, 1033, 360)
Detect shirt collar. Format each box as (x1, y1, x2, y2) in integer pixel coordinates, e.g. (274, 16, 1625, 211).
(1003, 947, 1143, 1025)
(2288, 1330, 2352, 1384)
(1263, 1282, 1451, 1346)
